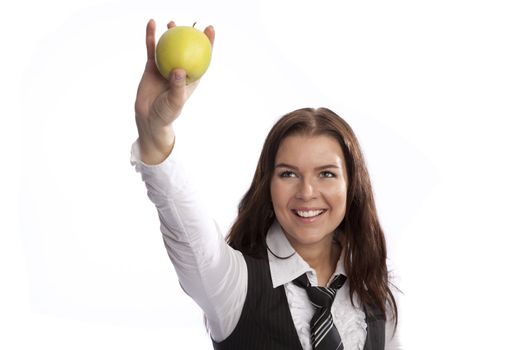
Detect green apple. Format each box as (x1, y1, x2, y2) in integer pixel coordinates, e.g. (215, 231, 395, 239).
(155, 25, 212, 83)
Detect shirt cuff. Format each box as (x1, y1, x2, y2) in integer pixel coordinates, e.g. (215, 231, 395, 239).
(129, 138, 175, 169)
(130, 138, 190, 196)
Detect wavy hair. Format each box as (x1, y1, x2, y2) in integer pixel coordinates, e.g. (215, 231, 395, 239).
(226, 107, 398, 326)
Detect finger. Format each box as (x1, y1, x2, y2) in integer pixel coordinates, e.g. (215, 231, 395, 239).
(146, 19, 156, 60)
(167, 21, 176, 29)
(166, 68, 187, 111)
(204, 25, 215, 47)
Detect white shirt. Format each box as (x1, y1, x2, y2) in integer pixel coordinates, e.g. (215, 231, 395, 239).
(130, 139, 402, 349)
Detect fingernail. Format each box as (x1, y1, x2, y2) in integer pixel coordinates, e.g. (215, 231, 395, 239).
(175, 72, 184, 80)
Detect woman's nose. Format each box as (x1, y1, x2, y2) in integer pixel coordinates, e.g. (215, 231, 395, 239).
(295, 179, 317, 200)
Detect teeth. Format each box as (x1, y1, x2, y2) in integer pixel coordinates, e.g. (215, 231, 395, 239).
(296, 210, 324, 218)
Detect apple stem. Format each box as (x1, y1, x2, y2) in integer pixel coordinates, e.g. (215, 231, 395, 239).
(193, 22, 197, 28)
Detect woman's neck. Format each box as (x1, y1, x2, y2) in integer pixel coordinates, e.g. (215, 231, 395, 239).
(295, 239, 342, 287)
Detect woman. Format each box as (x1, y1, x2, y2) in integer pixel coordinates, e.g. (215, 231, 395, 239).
(132, 19, 401, 350)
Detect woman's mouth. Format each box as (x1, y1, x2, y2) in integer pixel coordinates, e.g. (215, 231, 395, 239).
(292, 209, 327, 222)
(294, 209, 325, 217)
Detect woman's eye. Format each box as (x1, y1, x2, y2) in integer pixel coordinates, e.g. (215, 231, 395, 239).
(320, 171, 336, 178)
(279, 171, 296, 178)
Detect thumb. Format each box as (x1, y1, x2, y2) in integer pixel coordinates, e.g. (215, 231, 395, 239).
(166, 68, 187, 111)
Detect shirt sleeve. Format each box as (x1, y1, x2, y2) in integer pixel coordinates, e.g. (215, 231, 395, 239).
(130, 139, 247, 342)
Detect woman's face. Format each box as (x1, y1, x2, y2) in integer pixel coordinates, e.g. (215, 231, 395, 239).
(270, 134, 348, 254)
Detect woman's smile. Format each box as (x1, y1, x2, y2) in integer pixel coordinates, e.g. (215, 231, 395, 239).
(292, 208, 327, 222)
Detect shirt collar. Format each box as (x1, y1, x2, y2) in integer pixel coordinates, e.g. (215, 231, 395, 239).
(266, 221, 347, 288)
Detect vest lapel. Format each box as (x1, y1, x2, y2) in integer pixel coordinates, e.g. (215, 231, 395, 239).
(363, 305, 386, 350)
(277, 285, 305, 349)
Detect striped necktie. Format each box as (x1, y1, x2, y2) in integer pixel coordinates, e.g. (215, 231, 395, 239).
(293, 273, 347, 350)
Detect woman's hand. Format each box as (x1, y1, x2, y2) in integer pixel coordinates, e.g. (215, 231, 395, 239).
(134, 19, 215, 164)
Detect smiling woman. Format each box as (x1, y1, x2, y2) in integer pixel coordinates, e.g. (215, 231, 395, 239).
(227, 108, 399, 348)
(132, 19, 401, 350)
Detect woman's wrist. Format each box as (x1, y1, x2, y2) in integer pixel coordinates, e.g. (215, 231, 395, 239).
(137, 120, 175, 165)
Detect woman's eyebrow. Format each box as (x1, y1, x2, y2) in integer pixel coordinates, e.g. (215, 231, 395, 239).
(274, 163, 342, 171)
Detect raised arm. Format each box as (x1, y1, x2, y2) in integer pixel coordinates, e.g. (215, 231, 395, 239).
(132, 19, 246, 342)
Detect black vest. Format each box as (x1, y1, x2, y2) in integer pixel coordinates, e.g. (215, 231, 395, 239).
(212, 254, 385, 350)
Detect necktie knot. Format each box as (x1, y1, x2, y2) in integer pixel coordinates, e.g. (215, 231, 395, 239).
(292, 273, 347, 349)
(293, 273, 346, 309)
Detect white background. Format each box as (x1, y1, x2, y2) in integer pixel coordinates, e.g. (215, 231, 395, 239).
(2, 0, 524, 349)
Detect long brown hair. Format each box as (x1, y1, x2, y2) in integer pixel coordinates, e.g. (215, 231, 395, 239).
(227, 107, 398, 326)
